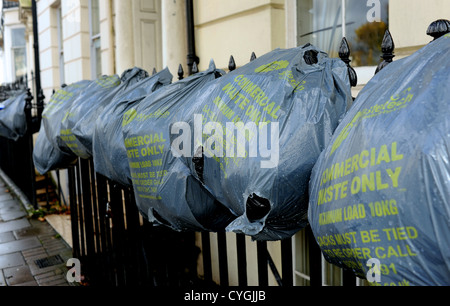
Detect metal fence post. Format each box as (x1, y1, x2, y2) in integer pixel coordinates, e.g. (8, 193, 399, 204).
(306, 225, 322, 286)
(257, 241, 268, 286)
(24, 88, 38, 209)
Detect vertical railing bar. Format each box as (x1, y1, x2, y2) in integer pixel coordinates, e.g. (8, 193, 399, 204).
(68, 166, 80, 259)
(342, 269, 357, 287)
(108, 180, 126, 285)
(257, 241, 268, 286)
(267, 251, 283, 286)
(96, 173, 113, 285)
(79, 159, 95, 257)
(123, 186, 141, 285)
(44, 173, 50, 209)
(79, 159, 96, 283)
(217, 232, 229, 286)
(24, 88, 37, 209)
(281, 238, 293, 287)
(56, 170, 62, 206)
(88, 159, 101, 255)
(75, 160, 86, 258)
(307, 225, 322, 286)
(236, 234, 247, 286)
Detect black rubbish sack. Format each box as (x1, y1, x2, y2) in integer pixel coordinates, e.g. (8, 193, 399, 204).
(0, 92, 27, 141)
(59, 74, 121, 158)
(308, 34, 450, 285)
(181, 45, 352, 240)
(70, 68, 149, 159)
(92, 68, 172, 186)
(122, 60, 235, 232)
(33, 80, 92, 174)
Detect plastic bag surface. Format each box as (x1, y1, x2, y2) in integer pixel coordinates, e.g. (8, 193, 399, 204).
(92, 68, 172, 186)
(0, 92, 27, 141)
(33, 80, 92, 174)
(59, 74, 121, 158)
(70, 68, 149, 158)
(308, 35, 450, 285)
(182, 45, 352, 240)
(122, 61, 235, 232)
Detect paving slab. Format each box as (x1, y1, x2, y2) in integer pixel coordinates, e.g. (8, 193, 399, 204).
(0, 211, 28, 222)
(0, 218, 30, 234)
(0, 232, 15, 244)
(13, 222, 54, 240)
(0, 237, 41, 256)
(0, 253, 25, 269)
(3, 265, 36, 286)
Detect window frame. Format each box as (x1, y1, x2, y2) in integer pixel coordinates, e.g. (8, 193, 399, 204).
(89, 0, 102, 79)
(10, 27, 27, 80)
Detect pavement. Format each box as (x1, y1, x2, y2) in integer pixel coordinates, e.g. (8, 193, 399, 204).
(0, 172, 75, 286)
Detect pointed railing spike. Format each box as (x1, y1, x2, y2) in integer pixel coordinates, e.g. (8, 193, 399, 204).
(228, 55, 236, 72)
(339, 37, 358, 87)
(427, 19, 450, 41)
(375, 30, 395, 74)
(178, 64, 184, 80)
(192, 61, 199, 74)
(338, 37, 351, 65)
(382, 30, 395, 53)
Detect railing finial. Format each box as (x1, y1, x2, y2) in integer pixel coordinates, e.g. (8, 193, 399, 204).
(375, 30, 395, 74)
(339, 37, 358, 87)
(427, 19, 450, 41)
(228, 55, 236, 72)
(192, 61, 199, 74)
(178, 64, 184, 80)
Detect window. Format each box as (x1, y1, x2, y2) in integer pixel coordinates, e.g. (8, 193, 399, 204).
(89, 0, 102, 79)
(297, 0, 389, 67)
(11, 28, 27, 80)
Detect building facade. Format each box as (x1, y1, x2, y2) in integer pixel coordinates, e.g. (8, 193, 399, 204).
(1, 0, 448, 286)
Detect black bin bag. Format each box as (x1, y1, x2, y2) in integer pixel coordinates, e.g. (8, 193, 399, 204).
(182, 45, 352, 241)
(0, 92, 27, 141)
(70, 68, 149, 159)
(122, 60, 235, 232)
(92, 68, 172, 186)
(308, 35, 450, 285)
(59, 74, 121, 159)
(33, 80, 92, 174)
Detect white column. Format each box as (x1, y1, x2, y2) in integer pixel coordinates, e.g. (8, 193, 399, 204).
(162, 0, 187, 78)
(100, 0, 115, 75)
(114, 0, 135, 74)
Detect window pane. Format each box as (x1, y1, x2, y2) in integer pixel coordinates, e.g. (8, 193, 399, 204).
(93, 38, 102, 78)
(14, 47, 27, 78)
(90, 0, 100, 36)
(297, 0, 389, 66)
(12, 28, 26, 47)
